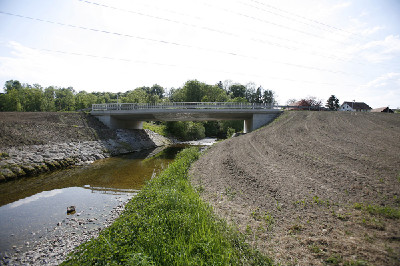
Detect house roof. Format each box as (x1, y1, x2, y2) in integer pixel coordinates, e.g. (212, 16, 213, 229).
(371, 107, 393, 113)
(342, 102, 372, 110)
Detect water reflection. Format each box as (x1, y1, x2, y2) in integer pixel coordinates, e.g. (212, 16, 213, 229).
(0, 146, 185, 207)
(0, 145, 185, 253)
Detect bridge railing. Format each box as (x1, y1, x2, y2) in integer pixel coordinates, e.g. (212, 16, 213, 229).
(92, 102, 278, 111)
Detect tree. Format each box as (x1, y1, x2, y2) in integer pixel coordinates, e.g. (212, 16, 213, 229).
(262, 89, 276, 105)
(55, 87, 76, 111)
(298, 96, 322, 110)
(326, 95, 340, 111)
(229, 84, 246, 99)
(150, 84, 164, 99)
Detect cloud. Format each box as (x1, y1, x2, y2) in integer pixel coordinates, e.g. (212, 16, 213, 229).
(332, 1, 352, 10)
(8, 189, 64, 209)
(348, 35, 400, 62)
(365, 72, 400, 88)
(361, 26, 385, 36)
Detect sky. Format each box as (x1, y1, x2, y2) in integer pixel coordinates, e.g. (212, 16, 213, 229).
(0, 0, 399, 108)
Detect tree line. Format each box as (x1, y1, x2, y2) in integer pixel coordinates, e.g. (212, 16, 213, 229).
(0, 79, 276, 112)
(0, 79, 276, 139)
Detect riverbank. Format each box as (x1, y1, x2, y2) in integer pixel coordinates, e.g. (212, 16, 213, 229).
(62, 148, 273, 265)
(0, 112, 171, 181)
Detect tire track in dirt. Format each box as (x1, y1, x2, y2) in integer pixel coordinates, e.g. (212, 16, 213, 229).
(190, 111, 400, 266)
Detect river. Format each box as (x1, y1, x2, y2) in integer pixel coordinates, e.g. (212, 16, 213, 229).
(0, 142, 216, 264)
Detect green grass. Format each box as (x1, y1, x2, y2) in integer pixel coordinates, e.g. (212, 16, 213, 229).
(62, 148, 273, 266)
(354, 202, 400, 219)
(143, 122, 167, 137)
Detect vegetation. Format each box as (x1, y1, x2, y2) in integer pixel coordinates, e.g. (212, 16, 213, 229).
(0, 79, 276, 140)
(354, 202, 400, 219)
(62, 148, 273, 266)
(326, 95, 340, 111)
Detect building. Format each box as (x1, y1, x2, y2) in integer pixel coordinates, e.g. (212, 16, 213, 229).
(339, 102, 372, 112)
(371, 107, 394, 113)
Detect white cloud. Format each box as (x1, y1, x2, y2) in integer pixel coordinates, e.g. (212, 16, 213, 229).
(346, 35, 400, 63)
(361, 26, 384, 36)
(8, 189, 63, 209)
(365, 72, 400, 88)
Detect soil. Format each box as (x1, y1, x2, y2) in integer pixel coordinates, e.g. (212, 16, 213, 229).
(0, 112, 116, 149)
(190, 111, 400, 266)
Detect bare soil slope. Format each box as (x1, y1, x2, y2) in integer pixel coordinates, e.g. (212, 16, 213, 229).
(191, 111, 400, 266)
(0, 112, 116, 149)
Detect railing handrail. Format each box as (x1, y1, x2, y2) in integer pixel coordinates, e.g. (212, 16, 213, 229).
(91, 102, 324, 111)
(92, 102, 279, 111)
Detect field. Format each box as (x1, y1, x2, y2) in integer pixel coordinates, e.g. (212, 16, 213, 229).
(190, 111, 400, 265)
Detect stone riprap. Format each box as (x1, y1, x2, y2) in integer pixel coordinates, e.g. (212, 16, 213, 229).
(0, 129, 171, 181)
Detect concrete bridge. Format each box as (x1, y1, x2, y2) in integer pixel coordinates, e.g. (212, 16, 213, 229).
(91, 102, 283, 133)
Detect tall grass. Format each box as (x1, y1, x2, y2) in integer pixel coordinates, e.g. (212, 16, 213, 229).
(62, 148, 272, 266)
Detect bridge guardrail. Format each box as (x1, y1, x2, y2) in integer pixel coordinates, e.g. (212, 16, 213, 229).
(92, 102, 277, 111)
(91, 103, 324, 111)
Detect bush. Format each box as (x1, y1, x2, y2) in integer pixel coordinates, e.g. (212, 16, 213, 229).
(165, 121, 205, 141)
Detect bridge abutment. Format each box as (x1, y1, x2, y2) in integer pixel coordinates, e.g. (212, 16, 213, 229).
(96, 115, 143, 130)
(244, 113, 280, 133)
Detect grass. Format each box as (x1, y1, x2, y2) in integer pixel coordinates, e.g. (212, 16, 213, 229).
(143, 122, 167, 137)
(354, 202, 400, 219)
(62, 148, 273, 266)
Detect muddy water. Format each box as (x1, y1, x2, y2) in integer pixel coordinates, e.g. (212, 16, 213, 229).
(0, 145, 186, 254)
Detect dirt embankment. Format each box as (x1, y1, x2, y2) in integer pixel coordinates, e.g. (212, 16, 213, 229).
(0, 112, 116, 148)
(0, 112, 171, 181)
(191, 111, 400, 266)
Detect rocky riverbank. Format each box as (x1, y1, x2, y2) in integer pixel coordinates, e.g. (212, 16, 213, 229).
(0, 112, 172, 181)
(1, 195, 133, 265)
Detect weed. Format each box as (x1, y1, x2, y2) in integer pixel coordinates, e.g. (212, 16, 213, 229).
(224, 187, 236, 200)
(332, 209, 351, 221)
(325, 254, 343, 265)
(263, 212, 274, 231)
(288, 223, 303, 234)
(362, 216, 385, 230)
(294, 198, 307, 208)
(196, 184, 205, 194)
(354, 203, 400, 219)
(276, 200, 282, 211)
(245, 225, 253, 235)
(365, 204, 400, 219)
(343, 260, 369, 266)
(308, 244, 322, 254)
(313, 195, 321, 204)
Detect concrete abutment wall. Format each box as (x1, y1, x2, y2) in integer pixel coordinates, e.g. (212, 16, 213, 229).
(96, 115, 143, 130)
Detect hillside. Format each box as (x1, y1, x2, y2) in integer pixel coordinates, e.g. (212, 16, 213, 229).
(190, 111, 400, 266)
(0, 112, 116, 149)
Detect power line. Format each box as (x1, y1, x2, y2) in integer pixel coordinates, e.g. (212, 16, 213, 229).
(75, 1, 379, 69)
(3, 43, 361, 88)
(247, 0, 378, 42)
(0, 10, 379, 77)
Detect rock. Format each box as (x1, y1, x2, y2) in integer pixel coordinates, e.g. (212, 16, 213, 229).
(0, 168, 16, 180)
(67, 206, 76, 215)
(10, 166, 26, 177)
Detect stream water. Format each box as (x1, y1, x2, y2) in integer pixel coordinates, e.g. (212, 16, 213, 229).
(0, 145, 191, 257)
